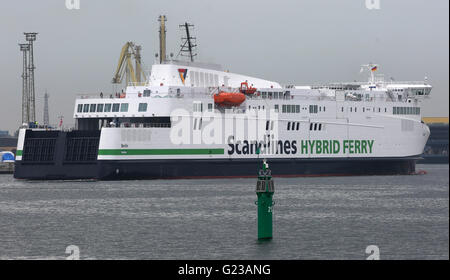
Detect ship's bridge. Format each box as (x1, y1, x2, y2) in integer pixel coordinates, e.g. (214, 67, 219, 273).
(383, 82, 432, 97)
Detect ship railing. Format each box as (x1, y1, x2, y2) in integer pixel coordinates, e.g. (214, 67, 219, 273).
(127, 82, 148, 87)
(209, 87, 221, 95)
(77, 93, 128, 99)
(319, 80, 428, 86)
(106, 122, 171, 128)
(77, 93, 107, 99)
(25, 125, 76, 132)
(59, 127, 76, 132)
(380, 81, 429, 85)
(208, 87, 240, 95)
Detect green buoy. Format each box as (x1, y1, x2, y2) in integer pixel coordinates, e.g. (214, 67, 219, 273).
(256, 159, 275, 240)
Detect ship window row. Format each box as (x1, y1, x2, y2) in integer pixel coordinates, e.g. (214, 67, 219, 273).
(261, 91, 290, 99)
(282, 104, 300, 113)
(286, 122, 324, 131)
(341, 107, 387, 113)
(413, 89, 429, 96)
(191, 71, 219, 87)
(310, 123, 324, 131)
(249, 105, 266, 110)
(77, 103, 129, 113)
(138, 103, 148, 112)
(309, 105, 318, 114)
(393, 107, 420, 115)
(265, 121, 275, 131)
(193, 102, 203, 112)
(276, 104, 325, 114)
(392, 88, 429, 96)
(287, 122, 300, 131)
(193, 118, 203, 130)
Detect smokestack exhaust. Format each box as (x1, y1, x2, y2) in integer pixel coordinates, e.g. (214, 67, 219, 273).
(158, 15, 167, 64)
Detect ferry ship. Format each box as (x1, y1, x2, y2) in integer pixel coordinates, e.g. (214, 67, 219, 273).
(14, 20, 432, 180)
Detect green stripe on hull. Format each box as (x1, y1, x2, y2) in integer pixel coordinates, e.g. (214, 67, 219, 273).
(98, 148, 225, 156)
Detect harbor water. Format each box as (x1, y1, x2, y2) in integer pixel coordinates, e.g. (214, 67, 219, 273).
(0, 164, 448, 260)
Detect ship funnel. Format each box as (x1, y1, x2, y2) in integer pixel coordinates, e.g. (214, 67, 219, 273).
(158, 15, 167, 64)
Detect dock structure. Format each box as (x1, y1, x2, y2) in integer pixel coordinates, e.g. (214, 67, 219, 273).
(0, 162, 14, 174)
(24, 32, 38, 123)
(0, 133, 17, 174)
(19, 43, 30, 124)
(420, 117, 449, 164)
(19, 32, 38, 125)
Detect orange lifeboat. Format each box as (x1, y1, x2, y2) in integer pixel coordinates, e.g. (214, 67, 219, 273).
(239, 81, 257, 95)
(214, 92, 246, 106)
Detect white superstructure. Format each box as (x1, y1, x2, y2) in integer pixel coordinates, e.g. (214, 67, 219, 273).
(67, 61, 430, 163)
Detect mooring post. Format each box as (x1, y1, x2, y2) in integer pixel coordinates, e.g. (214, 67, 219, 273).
(256, 159, 275, 240)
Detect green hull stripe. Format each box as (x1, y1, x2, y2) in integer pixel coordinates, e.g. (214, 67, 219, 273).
(16, 150, 23, 156)
(98, 148, 224, 156)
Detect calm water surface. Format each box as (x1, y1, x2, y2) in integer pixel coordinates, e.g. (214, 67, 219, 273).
(0, 164, 448, 260)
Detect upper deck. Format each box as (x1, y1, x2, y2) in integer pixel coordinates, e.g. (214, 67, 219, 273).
(73, 62, 431, 126)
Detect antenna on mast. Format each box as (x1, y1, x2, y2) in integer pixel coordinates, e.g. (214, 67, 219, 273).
(360, 63, 379, 84)
(178, 22, 197, 62)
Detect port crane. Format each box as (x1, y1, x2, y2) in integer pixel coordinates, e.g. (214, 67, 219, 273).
(112, 42, 146, 86)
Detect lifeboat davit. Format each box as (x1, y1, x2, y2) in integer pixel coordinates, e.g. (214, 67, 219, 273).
(214, 92, 246, 106)
(239, 81, 257, 95)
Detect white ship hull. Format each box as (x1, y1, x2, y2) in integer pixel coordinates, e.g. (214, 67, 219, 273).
(14, 61, 432, 180)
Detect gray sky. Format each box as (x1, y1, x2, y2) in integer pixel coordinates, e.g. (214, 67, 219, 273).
(0, 0, 448, 134)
